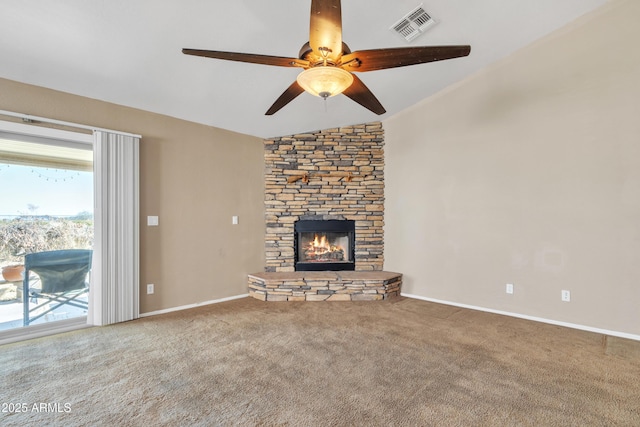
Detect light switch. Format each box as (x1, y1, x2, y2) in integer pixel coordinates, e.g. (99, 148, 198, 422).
(232, 215, 239, 225)
(147, 216, 159, 226)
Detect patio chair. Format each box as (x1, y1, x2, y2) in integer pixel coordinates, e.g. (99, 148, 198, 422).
(23, 249, 92, 326)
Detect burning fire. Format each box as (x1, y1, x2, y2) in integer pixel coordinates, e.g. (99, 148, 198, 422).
(313, 234, 329, 250)
(304, 233, 345, 262)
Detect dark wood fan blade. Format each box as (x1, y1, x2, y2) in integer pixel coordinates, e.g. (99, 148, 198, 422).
(183, 49, 308, 68)
(341, 45, 471, 72)
(342, 74, 386, 115)
(265, 81, 305, 115)
(309, 0, 343, 61)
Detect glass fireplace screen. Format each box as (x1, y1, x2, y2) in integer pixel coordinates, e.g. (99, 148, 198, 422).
(294, 220, 355, 271)
(298, 232, 352, 264)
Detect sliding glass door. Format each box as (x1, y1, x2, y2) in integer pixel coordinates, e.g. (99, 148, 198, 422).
(0, 125, 93, 332)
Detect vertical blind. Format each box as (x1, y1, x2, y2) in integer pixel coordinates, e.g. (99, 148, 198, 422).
(89, 130, 140, 325)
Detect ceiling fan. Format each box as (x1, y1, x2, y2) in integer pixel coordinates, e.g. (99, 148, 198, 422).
(183, 0, 470, 116)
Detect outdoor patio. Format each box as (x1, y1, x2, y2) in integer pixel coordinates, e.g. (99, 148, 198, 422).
(0, 276, 88, 331)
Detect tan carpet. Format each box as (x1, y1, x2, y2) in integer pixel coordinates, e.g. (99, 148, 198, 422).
(1, 297, 639, 426)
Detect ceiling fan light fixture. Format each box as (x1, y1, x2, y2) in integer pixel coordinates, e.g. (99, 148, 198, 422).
(296, 66, 354, 99)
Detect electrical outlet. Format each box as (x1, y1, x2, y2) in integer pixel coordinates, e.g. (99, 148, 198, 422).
(147, 284, 154, 294)
(561, 290, 570, 302)
(506, 283, 514, 294)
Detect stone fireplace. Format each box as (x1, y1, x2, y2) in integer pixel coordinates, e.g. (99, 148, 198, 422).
(263, 122, 385, 272)
(249, 122, 401, 301)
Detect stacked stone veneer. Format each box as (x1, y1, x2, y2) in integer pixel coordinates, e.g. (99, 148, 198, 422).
(249, 271, 402, 301)
(264, 122, 384, 272)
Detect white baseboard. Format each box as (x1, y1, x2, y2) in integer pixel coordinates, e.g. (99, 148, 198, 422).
(401, 293, 640, 342)
(139, 293, 249, 318)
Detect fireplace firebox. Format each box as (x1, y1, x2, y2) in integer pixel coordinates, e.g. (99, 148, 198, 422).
(294, 220, 355, 271)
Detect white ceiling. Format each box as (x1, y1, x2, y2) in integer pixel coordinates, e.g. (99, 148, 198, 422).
(0, 0, 608, 138)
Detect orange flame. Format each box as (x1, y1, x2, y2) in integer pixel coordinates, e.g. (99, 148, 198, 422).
(312, 233, 330, 250)
(307, 233, 343, 258)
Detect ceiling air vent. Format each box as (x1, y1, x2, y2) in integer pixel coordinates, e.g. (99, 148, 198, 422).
(390, 4, 436, 42)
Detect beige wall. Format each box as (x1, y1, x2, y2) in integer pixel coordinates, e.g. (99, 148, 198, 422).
(0, 78, 265, 313)
(384, 0, 640, 336)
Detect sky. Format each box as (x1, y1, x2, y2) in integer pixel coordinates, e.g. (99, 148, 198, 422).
(0, 163, 93, 217)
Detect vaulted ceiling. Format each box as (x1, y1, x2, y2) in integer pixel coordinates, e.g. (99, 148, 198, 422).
(0, 0, 608, 138)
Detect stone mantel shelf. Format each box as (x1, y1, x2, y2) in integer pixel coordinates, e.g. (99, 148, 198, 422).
(248, 271, 402, 302)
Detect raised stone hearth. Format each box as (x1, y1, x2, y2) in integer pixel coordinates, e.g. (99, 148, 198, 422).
(248, 271, 402, 302)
